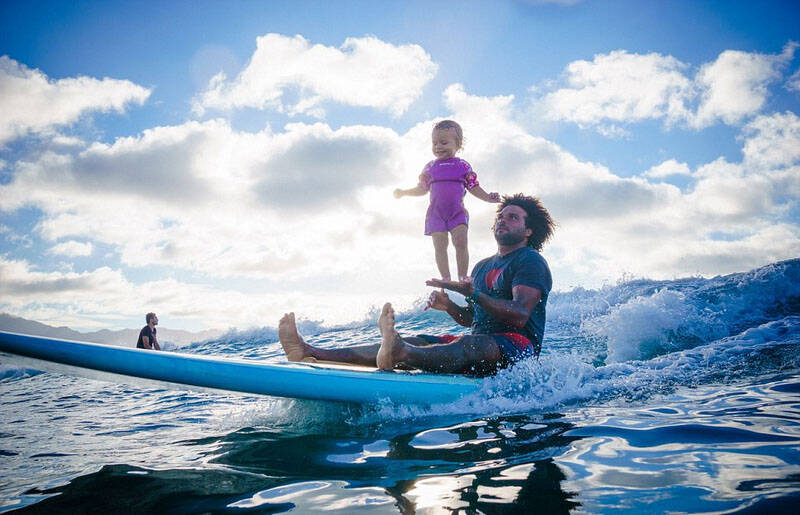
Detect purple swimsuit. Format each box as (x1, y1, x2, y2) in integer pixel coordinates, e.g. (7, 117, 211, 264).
(418, 157, 479, 235)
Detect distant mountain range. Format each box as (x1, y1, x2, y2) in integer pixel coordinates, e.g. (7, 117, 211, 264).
(0, 313, 224, 348)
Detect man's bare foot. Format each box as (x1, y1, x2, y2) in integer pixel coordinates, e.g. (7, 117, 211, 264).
(278, 312, 313, 362)
(376, 303, 405, 371)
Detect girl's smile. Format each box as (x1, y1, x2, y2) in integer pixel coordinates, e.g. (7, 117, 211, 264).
(431, 128, 460, 160)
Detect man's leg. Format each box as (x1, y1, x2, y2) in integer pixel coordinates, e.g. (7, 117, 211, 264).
(279, 313, 381, 367)
(377, 303, 502, 375)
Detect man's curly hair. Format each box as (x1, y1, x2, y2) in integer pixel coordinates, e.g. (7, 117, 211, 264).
(496, 194, 555, 251)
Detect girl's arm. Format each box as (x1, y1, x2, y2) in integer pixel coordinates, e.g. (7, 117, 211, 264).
(467, 185, 501, 203)
(394, 185, 428, 198)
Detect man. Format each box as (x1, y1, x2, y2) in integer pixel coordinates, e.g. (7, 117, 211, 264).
(136, 312, 161, 350)
(278, 193, 554, 375)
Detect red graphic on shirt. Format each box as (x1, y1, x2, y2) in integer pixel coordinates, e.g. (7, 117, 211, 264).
(486, 269, 502, 290)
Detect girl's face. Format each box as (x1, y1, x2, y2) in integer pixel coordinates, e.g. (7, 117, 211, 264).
(431, 128, 460, 160)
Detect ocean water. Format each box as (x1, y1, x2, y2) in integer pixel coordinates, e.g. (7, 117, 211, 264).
(1, 259, 799, 513)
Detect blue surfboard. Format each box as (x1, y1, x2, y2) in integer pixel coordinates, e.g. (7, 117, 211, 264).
(0, 331, 481, 405)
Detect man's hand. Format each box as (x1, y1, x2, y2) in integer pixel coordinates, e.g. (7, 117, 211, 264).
(425, 277, 475, 298)
(424, 280, 475, 327)
(425, 289, 451, 311)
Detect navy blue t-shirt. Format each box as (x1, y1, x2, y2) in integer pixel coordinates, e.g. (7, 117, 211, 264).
(469, 247, 552, 351)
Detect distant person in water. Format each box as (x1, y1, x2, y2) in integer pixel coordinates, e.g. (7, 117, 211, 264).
(279, 194, 554, 375)
(136, 312, 161, 350)
(394, 120, 501, 281)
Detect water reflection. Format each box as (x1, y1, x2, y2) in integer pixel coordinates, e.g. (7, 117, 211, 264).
(198, 415, 581, 512)
(378, 416, 581, 512)
(23, 378, 800, 514)
(558, 384, 800, 513)
(13, 415, 581, 513)
(392, 458, 579, 513)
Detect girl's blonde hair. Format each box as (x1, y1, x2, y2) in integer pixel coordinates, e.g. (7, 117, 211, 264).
(433, 120, 463, 149)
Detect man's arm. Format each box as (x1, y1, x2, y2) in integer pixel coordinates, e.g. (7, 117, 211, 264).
(426, 289, 474, 327)
(475, 284, 541, 329)
(141, 334, 152, 349)
(152, 335, 161, 351)
(426, 279, 541, 330)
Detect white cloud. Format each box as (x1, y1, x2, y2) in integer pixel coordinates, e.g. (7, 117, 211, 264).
(788, 68, 800, 92)
(542, 50, 692, 126)
(48, 240, 93, 257)
(595, 124, 631, 139)
(442, 83, 516, 132)
(0, 56, 151, 145)
(541, 43, 796, 132)
(440, 83, 669, 222)
(254, 123, 400, 209)
(194, 34, 437, 117)
(442, 86, 799, 282)
(0, 120, 226, 214)
(691, 43, 795, 128)
(0, 257, 376, 330)
(687, 158, 774, 220)
(643, 159, 692, 180)
(741, 111, 800, 170)
(644, 224, 800, 277)
(0, 224, 33, 248)
(0, 258, 127, 300)
(50, 135, 86, 148)
(1, 81, 798, 330)
(0, 118, 412, 283)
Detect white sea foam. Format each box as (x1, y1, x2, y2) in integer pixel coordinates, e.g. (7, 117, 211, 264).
(546, 258, 800, 363)
(0, 363, 41, 382)
(581, 288, 697, 362)
(368, 314, 800, 423)
(477, 317, 798, 415)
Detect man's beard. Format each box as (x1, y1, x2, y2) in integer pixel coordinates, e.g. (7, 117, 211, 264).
(494, 227, 527, 246)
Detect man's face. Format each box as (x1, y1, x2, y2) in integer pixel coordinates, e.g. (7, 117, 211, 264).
(152, 314, 158, 326)
(493, 205, 531, 246)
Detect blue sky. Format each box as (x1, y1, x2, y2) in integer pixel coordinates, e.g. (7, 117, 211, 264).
(1, 0, 799, 331)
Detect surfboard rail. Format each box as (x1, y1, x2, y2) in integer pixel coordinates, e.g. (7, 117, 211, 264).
(0, 331, 481, 405)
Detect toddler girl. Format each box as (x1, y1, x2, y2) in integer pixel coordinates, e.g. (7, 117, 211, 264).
(394, 120, 500, 280)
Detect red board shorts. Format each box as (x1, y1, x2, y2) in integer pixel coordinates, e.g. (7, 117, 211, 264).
(415, 332, 537, 369)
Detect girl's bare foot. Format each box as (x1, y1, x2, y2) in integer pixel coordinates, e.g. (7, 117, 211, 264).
(376, 303, 405, 371)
